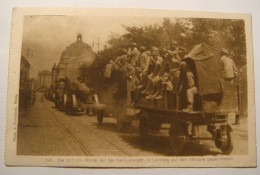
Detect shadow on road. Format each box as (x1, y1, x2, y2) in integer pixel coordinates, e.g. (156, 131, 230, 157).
(120, 134, 220, 156)
(93, 122, 220, 156)
(93, 122, 139, 134)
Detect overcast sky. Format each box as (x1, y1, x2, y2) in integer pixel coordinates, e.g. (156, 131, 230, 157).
(21, 16, 171, 78)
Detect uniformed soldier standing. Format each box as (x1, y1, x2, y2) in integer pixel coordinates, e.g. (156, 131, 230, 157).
(181, 62, 198, 112)
(220, 48, 238, 83)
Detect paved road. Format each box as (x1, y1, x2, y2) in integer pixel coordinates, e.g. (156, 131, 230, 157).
(17, 92, 248, 156)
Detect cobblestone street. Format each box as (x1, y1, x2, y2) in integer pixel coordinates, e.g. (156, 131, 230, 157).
(17, 93, 248, 156)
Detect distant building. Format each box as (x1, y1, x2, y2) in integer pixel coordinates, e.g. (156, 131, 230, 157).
(53, 33, 95, 82)
(19, 55, 31, 110)
(51, 63, 59, 85)
(37, 70, 52, 89)
(20, 55, 30, 89)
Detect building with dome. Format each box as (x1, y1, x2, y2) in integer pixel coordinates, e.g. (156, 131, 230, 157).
(52, 33, 95, 83)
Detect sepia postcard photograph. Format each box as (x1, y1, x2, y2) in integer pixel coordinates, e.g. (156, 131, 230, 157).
(4, 7, 256, 167)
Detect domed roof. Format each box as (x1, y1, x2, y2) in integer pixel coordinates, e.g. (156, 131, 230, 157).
(60, 34, 95, 63)
(77, 33, 82, 38)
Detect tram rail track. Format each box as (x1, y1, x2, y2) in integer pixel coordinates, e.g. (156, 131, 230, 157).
(42, 98, 132, 156)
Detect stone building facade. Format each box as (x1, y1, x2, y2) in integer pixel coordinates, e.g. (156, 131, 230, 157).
(20, 55, 30, 89)
(37, 70, 52, 89)
(51, 33, 95, 84)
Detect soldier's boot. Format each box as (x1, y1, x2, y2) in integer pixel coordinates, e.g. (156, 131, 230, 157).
(146, 82, 155, 96)
(142, 81, 151, 94)
(150, 84, 159, 97)
(154, 91, 163, 99)
(154, 83, 164, 100)
(182, 104, 193, 113)
(145, 84, 155, 99)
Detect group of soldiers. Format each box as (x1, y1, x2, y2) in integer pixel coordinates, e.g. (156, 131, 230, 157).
(104, 40, 239, 112)
(104, 41, 186, 104)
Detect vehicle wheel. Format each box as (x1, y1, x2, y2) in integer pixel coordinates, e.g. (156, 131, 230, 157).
(97, 110, 103, 124)
(169, 124, 186, 155)
(215, 129, 222, 149)
(117, 120, 124, 131)
(215, 125, 234, 155)
(139, 117, 149, 137)
(150, 120, 161, 133)
(63, 94, 67, 110)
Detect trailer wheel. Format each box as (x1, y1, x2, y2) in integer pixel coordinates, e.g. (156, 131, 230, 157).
(71, 94, 78, 115)
(169, 124, 186, 155)
(62, 94, 67, 111)
(150, 120, 161, 133)
(215, 125, 234, 155)
(97, 110, 103, 124)
(139, 117, 149, 137)
(117, 120, 124, 131)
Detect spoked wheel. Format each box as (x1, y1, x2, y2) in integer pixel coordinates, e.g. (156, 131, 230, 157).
(62, 94, 67, 112)
(139, 117, 149, 137)
(215, 124, 234, 155)
(71, 94, 78, 115)
(97, 110, 103, 124)
(169, 123, 186, 155)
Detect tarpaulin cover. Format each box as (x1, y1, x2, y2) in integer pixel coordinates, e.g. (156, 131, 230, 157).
(184, 43, 223, 96)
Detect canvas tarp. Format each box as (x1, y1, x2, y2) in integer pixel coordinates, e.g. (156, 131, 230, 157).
(184, 43, 223, 96)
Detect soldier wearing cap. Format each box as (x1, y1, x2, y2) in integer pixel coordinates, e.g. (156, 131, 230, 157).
(168, 41, 181, 61)
(220, 48, 238, 83)
(142, 47, 163, 99)
(127, 42, 141, 67)
(104, 48, 129, 78)
(139, 46, 151, 71)
(168, 40, 187, 61)
(148, 47, 181, 99)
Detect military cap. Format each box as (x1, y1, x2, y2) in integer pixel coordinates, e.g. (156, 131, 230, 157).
(170, 40, 178, 46)
(221, 48, 229, 54)
(151, 46, 159, 51)
(140, 46, 146, 51)
(131, 42, 137, 46)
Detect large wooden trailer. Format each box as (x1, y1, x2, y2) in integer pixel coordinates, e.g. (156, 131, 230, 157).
(97, 44, 241, 155)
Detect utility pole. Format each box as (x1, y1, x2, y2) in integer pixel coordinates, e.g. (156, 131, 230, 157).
(97, 37, 100, 53)
(31, 50, 33, 59)
(27, 48, 30, 59)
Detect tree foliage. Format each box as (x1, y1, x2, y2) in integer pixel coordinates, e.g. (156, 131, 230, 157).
(80, 17, 246, 91)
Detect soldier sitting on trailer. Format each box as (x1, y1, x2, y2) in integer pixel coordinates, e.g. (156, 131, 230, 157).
(149, 47, 181, 100)
(127, 42, 141, 67)
(146, 47, 168, 99)
(181, 62, 198, 112)
(104, 49, 128, 78)
(139, 46, 151, 71)
(143, 47, 163, 99)
(168, 41, 181, 62)
(136, 47, 151, 90)
(140, 47, 157, 94)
